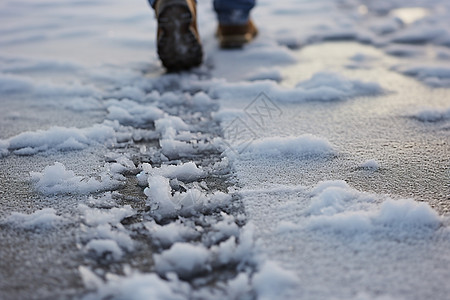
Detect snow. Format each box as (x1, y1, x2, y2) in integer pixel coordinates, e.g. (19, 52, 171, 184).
(0, 72, 34, 94)
(238, 177, 450, 299)
(79, 204, 134, 227)
(0, 72, 98, 97)
(85, 224, 134, 251)
(253, 261, 299, 300)
(394, 65, 450, 87)
(384, 44, 425, 57)
(239, 135, 335, 158)
(1, 123, 116, 156)
(246, 68, 283, 82)
(137, 162, 205, 183)
(145, 220, 199, 248)
(3, 208, 63, 229)
(412, 106, 450, 122)
(144, 175, 231, 220)
(2, 0, 450, 299)
(85, 239, 123, 260)
(307, 197, 442, 235)
(154, 243, 211, 278)
(31, 162, 123, 195)
(83, 271, 189, 300)
(105, 98, 164, 127)
(294, 72, 384, 101)
(155, 115, 190, 137)
(0, 58, 82, 74)
(210, 72, 385, 103)
(359, 159, 380, 170)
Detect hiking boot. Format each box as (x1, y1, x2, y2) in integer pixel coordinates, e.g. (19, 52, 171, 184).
(154, 0, 203, 71)
(216, 20, 258, 48)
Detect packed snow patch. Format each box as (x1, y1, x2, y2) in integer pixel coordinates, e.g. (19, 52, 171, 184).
(394, 65, 450, 87)
(306, 181, 442, 236)
(211, 72, 384, 103)
(0, 58, 82, 74)
(2, 123, 116, 156)
(359, 159, 380, 170)
(0, 72, 98, 97)
(0, 72, 34, 94)
(239, 135, 335, 157)
(31, 162, 123, 195)
(3, 208, 63, 229)
(246, 68, 283, 82)
(294, 72, 384, 101)
(411, 106, 450, 122)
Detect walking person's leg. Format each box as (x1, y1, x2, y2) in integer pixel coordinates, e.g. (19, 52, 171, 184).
(214, 0, 257, 48)
(147, 0, 257, 70)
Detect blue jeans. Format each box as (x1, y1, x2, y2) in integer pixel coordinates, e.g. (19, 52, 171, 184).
(148, 0, 256, 25)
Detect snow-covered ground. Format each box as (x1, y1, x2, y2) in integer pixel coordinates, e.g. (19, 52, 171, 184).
(0, 0, 449, 299)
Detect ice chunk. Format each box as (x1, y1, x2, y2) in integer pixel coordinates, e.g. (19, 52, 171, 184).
(85, 239, 123, 260)
(154, 243, 210, 277)
(144, 175, 178, 218)
(105, 98, 164, 127)
(87, 224, 134, 251)
(79, 204, 134, 226)
(145, 220, 199, 248)
(155, 115, 190, 138)
(211, 223, 256, 266)
(145, 174, 231, 220)
(137, 162, 205, 183)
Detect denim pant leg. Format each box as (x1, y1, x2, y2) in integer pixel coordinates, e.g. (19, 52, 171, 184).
(213, 0, 256, 25)
(147, 0, 256, 25)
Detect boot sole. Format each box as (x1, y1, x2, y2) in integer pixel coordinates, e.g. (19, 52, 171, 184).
(157, 4, 203, 71)
(219, 34, 253, 49)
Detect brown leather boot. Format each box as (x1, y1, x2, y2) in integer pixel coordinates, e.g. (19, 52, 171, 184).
(216, 20, 258, 48)
(154, 0, 203, 71)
